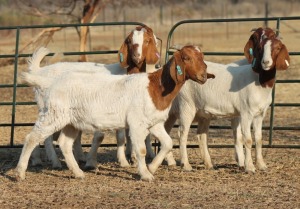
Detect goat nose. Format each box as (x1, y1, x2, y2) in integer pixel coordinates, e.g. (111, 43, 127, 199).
(263, 60, 270, 65)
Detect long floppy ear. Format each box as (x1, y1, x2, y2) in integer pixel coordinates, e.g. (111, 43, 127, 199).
(118, 40, 129, 68)
(244, 40, 254, 64)
(172, 51, 186, 82)
(276, 44, 290, 70)
(146, 35, 160, 64)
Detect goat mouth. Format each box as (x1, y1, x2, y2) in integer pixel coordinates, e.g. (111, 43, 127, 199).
(132, 58, 143, 66)
(262, 65, 272, 71)
(194, 78, 206, 84)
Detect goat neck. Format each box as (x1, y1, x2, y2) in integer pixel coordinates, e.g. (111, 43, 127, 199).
(147, 56, 184, 111)
(127, 60, 147, 74)
(148, 45, 209, 111)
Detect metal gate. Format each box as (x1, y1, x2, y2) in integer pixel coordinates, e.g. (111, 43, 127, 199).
(0, 18, 299, 149)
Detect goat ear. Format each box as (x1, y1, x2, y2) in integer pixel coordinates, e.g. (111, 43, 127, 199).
(244, 40, 254, 64)
(146, 36, 160, 65)
(172, 51, 185, 79)
(276, 44, 290, 70)
(118, 41, 129, 68)
(207, 73, 215, 79)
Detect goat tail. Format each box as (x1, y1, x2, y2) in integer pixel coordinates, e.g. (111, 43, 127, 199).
(19, 72, 53, 89)
(28, 47, 51, 72)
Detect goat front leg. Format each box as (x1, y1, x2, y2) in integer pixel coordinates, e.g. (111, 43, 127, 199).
(241, 116, 255, 173)
(30, 145, 43, 166)
(117, 129, 131, 167)
(231, 118, 245, 168)
(178, 109, 196, 171)
(129, 127, 153, 181)
(44, 135, 62, 169)
(196, 117, 214, 169)
(58, 125, 84, 179)
(85, 131, 104, 170)
(253, 116, 267, 170)
(147, 123, 173, 175)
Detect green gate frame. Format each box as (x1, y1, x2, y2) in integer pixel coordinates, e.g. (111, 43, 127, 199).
(165, 16, 300, 149)
(0, 18, 299, 149)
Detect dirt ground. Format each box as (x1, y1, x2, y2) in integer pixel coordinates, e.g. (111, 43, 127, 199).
(0, 145, 299, 208)
(1, 21, 300, 208)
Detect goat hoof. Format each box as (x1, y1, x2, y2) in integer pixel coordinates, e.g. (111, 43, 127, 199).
(140, 173, 154, 181)
(15, 168, 26, 181)
(84, 165, 97, 171)
(257, 163, 267, 171)
(52, 162, 62, 169)
(245, 168, 256, 174)
(181, 163, 193, 171)
(205, 163, 215, 170)
(73, 170, 85, 179)
(167, 159, 177, 167)
(119, 161, 131, 168)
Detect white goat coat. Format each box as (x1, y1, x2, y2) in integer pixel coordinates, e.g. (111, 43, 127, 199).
(34, 71, 170, 132)
(167, 61, 272, 172)
(172, 61, 271, 118)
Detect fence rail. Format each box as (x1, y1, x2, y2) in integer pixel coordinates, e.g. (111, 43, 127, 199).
(0, 18, 299, 149)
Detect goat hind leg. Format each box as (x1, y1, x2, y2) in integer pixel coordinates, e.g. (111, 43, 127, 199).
(16, 128, 55, 180)
(118, 129, 131, 167)
(85, 131, 104, 170)
(231, 118, 245, 168)
(253, 116, 267, 170)
(73, 131, 86, 163)
(58, 126, 84, 179)
(44, 134, 62, 169)
(196, 118, 214, 169)
(241, 117, 255, 173)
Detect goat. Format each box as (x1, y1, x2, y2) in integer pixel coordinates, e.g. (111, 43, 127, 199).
(30, 25, 160, 169)
(16, 45, 214, 181)
(164, 30, 289, 173)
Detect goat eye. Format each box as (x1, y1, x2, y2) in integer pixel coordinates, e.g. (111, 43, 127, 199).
(184, 56, 190, 61)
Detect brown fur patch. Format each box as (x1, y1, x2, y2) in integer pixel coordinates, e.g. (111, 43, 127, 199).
(140, 148, 146, 156)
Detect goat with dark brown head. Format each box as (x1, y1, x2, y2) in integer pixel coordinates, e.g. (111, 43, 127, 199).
(118, 25, 160, 74)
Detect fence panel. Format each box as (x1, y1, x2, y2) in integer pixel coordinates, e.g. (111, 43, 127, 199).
(0, 18, 299, 149)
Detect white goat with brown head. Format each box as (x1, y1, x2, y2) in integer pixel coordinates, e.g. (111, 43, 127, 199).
(16, 45, 212, 181)
(164, 28, 290, 173)
(30, 25, 160, 170)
